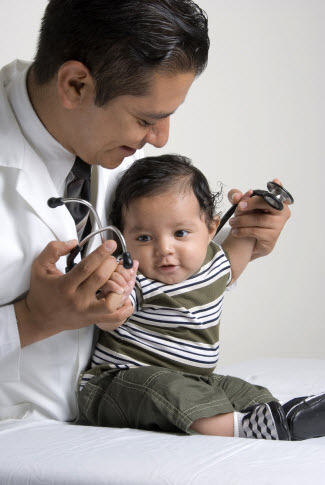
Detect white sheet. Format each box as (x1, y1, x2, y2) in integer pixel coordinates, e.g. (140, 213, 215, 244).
(1, 358, 325, 485)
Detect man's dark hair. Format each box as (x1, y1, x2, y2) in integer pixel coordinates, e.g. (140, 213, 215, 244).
(110, 154, 222, 231)
(32, 0, 209, 106)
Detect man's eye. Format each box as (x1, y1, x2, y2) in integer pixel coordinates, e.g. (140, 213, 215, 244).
(137, 235, 152, 242)
(138, 119, 152, 128)
(175, 230, 189, 238)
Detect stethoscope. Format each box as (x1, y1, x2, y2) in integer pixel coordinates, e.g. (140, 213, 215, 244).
(216, 181, 294, 234)
(48, 181, 293, 270)
(47, 197, 133, 272)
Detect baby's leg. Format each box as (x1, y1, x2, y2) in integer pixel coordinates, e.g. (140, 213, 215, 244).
(191, 413, 234, 436)
(78, 367, 264, 433)
(190, 403, 291, 440)
(79, 366, 304, 440)
(199, 374, 290, 440)
(192, 389, 325, 441)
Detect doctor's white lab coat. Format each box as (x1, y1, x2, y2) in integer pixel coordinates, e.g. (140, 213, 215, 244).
(0, 60, 141, 422)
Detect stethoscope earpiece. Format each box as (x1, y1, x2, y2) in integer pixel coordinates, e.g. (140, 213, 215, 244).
(122, 252, 134, 270)
(217, 181, 294, 234)
(47, 197, 64, 208)
(47, 196, 133, 272)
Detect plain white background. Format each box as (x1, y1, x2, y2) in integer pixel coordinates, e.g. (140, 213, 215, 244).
(0, 0, 324, 364)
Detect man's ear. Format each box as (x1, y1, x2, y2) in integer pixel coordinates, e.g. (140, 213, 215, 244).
(208, 215, 220, 241)
(56, 61, 95, 110)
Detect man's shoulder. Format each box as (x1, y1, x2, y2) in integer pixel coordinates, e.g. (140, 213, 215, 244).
(0, 60, 31, 85)
(0, 60, 32, 169)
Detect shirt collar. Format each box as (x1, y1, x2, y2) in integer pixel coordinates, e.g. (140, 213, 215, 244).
(6, 64, 75, 193)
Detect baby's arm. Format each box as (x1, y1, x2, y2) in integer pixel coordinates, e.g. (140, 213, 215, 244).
(221, 232, 255, 285)
(221, 190, 256, 284)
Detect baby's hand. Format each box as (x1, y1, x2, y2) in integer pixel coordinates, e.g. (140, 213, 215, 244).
(99, 259, 138, 303)
(95, 259, 139, 331)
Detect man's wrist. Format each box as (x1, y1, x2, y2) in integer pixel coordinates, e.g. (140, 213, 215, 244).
(14, 298, 48, 348)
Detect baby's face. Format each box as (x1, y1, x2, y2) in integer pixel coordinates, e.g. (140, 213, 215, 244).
(122, 189, 217, 284)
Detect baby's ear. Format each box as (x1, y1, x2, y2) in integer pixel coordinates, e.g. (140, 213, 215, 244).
(208, 215, 220, 241)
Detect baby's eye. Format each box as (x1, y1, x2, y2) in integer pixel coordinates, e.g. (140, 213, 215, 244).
(137, 235, 152, 242)
(174, 230, 189, 238)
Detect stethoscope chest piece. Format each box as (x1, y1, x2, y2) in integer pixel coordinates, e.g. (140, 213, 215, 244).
(217, 181, 294, 234)
(266, 181, 294, 209)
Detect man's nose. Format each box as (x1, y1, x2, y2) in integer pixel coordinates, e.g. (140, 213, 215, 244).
(144, 117, 170, 148)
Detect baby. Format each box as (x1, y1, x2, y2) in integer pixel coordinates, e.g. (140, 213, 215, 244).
(78, 154, 325, 441)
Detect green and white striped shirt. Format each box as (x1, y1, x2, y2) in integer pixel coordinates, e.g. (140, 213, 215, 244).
(81, 242, 231, 388)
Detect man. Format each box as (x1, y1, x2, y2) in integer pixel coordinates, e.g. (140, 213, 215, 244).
(0, 0, 290, 422)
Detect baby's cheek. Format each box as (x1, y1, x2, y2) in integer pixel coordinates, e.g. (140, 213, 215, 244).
(188, 249, 207, 272)
(137, 253, 151, 275)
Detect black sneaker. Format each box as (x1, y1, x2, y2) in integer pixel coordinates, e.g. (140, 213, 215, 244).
(283, 391, 325, 440)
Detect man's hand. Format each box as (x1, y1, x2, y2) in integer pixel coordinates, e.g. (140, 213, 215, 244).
(15, 240, 136, 347)
(227, 179, 291, 261)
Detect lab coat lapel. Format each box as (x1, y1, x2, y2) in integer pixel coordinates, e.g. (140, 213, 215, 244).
(94, 164, 110, 226)
(16, 142, 77, 243)
(86, 164, 108, 254)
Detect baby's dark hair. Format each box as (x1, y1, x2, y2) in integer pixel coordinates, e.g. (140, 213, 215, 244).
(110, 154, 222, 231)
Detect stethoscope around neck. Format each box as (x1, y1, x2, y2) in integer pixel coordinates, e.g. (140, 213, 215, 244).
(47, 196, 133, 272)
(216, 181, 294, 234)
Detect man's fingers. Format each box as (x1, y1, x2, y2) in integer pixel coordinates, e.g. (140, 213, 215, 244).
(230, 212, 277, 230)
(78, 253, 118, 297)
(34, 240, 78, 272)
(230, 225, 272, 241)
(231, 204, 291, 230)
(228, 189, 243, 205)
(229, 180, 285, 207)
(96, 319, 127, 332)
(103, 291, 125, 314)
(235, 195, 281, 214)
(228, 188, 254, 206)
(107, 298, 134, 321)
(226, 179, 292, 261)
(64, 240, 117, 289)
(96, 299, 134, 328)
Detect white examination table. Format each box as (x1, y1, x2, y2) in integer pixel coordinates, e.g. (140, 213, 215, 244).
(1, 358, 324, 485)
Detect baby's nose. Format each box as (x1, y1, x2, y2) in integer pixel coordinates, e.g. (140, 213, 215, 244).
(155, 238, 174, 256)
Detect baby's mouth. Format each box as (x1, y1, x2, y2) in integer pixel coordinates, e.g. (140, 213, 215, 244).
(158, 264, 179, 273)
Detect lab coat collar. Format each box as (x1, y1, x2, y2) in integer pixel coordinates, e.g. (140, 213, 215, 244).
(6, 59, 75, 193)
(0, 61, 25, 169)
(16, 142, 78, 243)
(0, 61, 77, 242)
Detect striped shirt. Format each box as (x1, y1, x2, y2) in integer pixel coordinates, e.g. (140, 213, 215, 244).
(81, 242, 231, 388)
